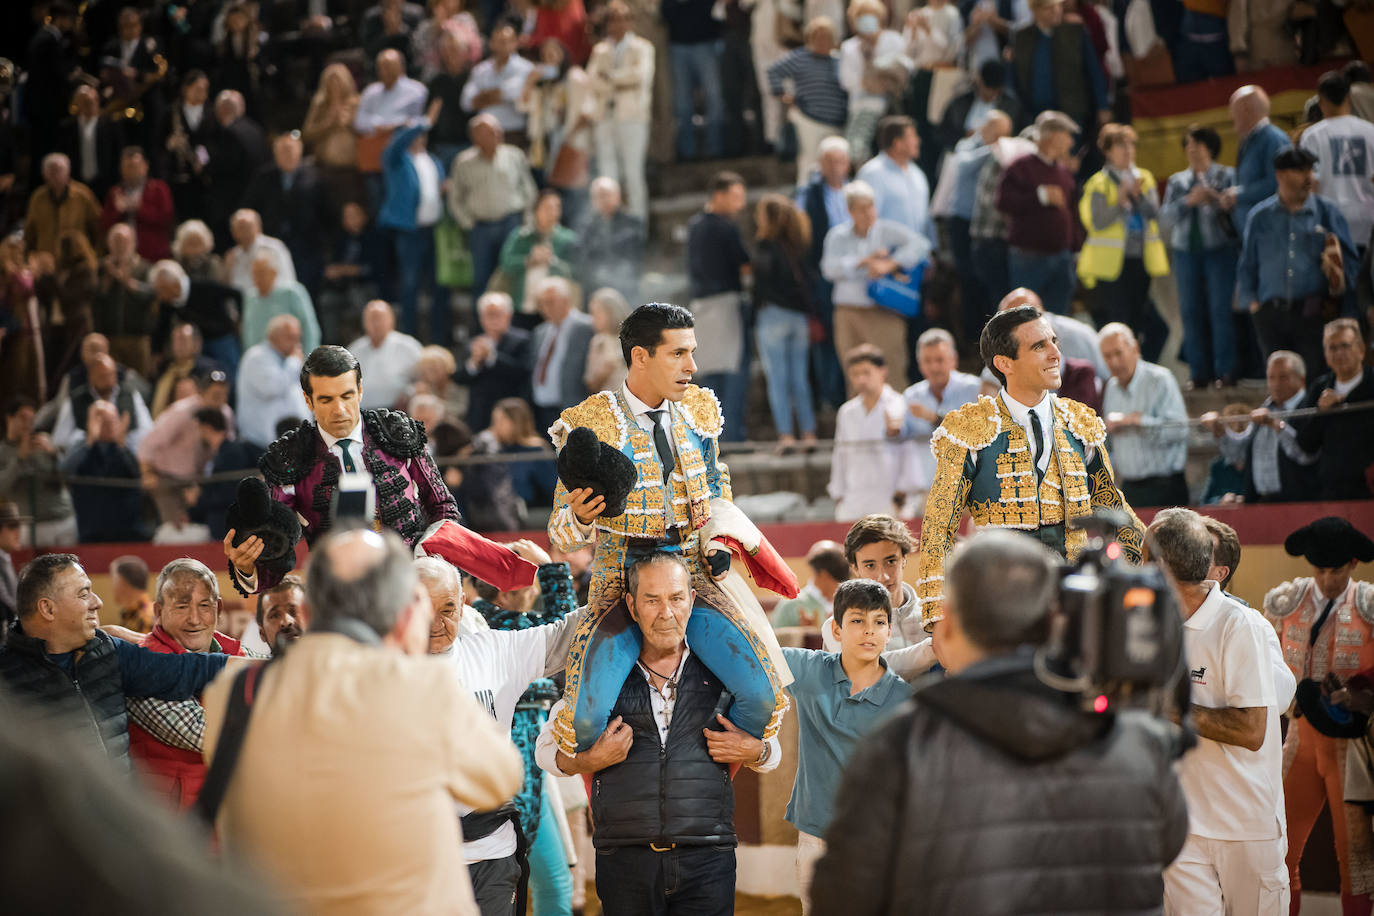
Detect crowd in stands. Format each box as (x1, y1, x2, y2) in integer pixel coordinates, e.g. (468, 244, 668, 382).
(1, 0, 1372, 546)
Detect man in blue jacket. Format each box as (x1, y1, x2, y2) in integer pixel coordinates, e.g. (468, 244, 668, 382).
(380, 99, 451, 345)
(1222, 85, 1291, 234)
(0, 553, 234, 770)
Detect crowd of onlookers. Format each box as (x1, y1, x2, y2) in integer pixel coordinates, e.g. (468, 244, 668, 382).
(0, 0, 1372, 545)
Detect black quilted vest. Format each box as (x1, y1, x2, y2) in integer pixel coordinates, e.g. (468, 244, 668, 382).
(0, 628, 131, 767)
(590, 654, 736, 849)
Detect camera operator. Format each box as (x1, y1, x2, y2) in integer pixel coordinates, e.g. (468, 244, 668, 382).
(1147, 508, 1288, 915)
(811, 530, 1188, 915)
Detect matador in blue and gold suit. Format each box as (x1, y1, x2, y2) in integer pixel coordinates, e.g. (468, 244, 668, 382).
(546, 384, 791, 755)
(916, 391, 1147, 630)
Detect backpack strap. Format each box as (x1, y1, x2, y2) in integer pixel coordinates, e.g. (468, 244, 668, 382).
(194, 660, 271, 826)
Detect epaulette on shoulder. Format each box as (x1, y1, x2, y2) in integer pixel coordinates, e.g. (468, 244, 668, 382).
(1263, 578, 1311, 626)
(930, 395, 1002, 453)
(1356, 582, 1374, 626)
(549, 391, 625, 452)
(260, 420, 320, 487)
(364, 408, 427, 459)
(1053, 397, 1107, 448)
(679, 384, 724, 440)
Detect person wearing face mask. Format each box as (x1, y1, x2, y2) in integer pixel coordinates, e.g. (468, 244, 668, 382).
(838, 0, 909, 160)
(521, 38, 596, 224)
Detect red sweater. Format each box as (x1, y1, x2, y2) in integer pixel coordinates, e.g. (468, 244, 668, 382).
(995, 153, 1080, 254)
(99, 179, 174, 262)
(128, 625, 243, 811)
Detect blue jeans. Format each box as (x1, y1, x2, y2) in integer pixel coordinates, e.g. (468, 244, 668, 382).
(1175, 11, 1235, 83)
(1008, 247, 1074, 315)
(528, 787, 572, 916)
(470, 212, 523, 304)
(595, 845, 736, 916)
(1174, 246, 1239, 382)
(393, 226, 450, 344)
(670, 41, 726, 160)
(755, 305, 816, 437)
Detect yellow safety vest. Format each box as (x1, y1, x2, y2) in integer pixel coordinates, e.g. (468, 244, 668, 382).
(1076, 168, 1169, 288)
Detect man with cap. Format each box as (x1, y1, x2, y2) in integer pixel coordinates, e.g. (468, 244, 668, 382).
(1264, 516, 1374, 912)
(1237, 146, 1360, 372)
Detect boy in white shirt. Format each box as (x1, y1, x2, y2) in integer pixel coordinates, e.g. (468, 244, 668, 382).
(829, 344, 921, 521)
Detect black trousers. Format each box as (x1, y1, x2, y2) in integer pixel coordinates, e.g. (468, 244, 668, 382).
(1121, 471, 1191, 509)
(595, 845, 736, 916)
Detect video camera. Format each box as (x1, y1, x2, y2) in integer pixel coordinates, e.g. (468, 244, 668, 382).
(1034, 510, 1194, 755)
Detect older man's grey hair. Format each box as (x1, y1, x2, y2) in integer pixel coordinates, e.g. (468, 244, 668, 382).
(1268, 349, 1306, 381)
(945, 530, 1057, 650)
(818, 136, 850, 159)
(155, 557, 220, 605)
(843, 180, 875, 207)
(1146, 508, 1214, 586)
(306, 527, 419, 637)
(414, 555, 463, 599)
(916, 327, 957, 355)
(478, 291, 514, 316)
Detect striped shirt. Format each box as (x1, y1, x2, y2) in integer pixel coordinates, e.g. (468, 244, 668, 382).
(767, 49, 848, 127)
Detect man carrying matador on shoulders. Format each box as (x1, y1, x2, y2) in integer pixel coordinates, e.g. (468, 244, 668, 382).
(546, 302, 796, 757)
(918, 297, 1147, 635)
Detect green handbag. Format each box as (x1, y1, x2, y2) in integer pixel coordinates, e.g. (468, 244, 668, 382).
(435, 217, 474, 288)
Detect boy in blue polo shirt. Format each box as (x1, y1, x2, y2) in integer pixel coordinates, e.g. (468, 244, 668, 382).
(783, 578, 936, 914)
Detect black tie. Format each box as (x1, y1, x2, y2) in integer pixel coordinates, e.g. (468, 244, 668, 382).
(339, 440, 357, 473)
(646, 410, 674, 481)
(1030, 410, 1046, 480)
(1310, 599, 1336, 647)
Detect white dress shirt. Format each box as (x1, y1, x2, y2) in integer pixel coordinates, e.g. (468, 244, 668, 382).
(354, 76, 429, 134)
(828, 385, 921, 521)
(412, 151, 443, 227)
(236, 343, 308, 448)
(78, 116, 99, 183)
(460, 55, 535, 132)
(349, 331, 425, 409)
(322, 419, 368, 483)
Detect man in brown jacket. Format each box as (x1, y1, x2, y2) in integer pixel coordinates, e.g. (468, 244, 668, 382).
(23, 153, 101, 257)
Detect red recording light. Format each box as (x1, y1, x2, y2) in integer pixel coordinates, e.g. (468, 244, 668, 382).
(1106, 542, 1122, 561)
(1093, 695, 1110, 714)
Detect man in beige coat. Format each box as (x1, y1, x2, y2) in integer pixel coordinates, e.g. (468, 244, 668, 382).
(203, 528, 524, 915)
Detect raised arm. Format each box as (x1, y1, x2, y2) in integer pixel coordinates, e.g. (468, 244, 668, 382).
(916, 433, 974, 628)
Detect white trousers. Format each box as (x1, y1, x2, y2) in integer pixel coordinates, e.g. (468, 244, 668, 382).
(796, 831, 826, 916)
(791, 108, 844, 187)
(1163, 833, 1289, 916)
(593, 118, 651, 221)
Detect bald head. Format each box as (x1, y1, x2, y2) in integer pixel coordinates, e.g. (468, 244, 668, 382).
(81, 333, 111, 367)
(997, 287, 1043, 314)
(979, 110, 1013, 146)
(363, 300, 396, 345)
(376, 50, 405, 87)
(89, 354, 118, 394)
(1229, 85, 1271, 135)
(267, 315, 302, 357)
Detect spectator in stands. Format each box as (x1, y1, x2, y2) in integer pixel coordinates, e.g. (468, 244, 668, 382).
(771, 540, 849, 628)
(237, 315, 309, 449)
(662, 0, 726, 160)
(1175, 0, 1234, 82)
(1221, 86, 1290, 237)
(110, 556, 154, 633)
(487, 397, 559, 507)
(902, 0, 963, 174)
(796, 136, 852, 408)
(126, 558, 248, 811)
(968, 129, 1034, 332)
(23, 153, 101, 258)
(379, 104, 450, 344)
(165, 71, 214, 226)
(1343, 61, 1374, 122)
(138, 368, 234, 530)
(355, 48, 429, 144)
(1077, 123, 1168, 362)
(1009, 0, 1108, 132)
(1237, 147, 1358, 372)
(1161, 124, 1240, 388)
(829, 345, 921, 520)
(996, 110, 1079, 315)
(362, 0, 425, 61)
(1203, 349, 1318, 502)
(461, 291, 533, 431)
(0, 554, 232, 768)
(320, 201, 387, 344)
(0, 235, 41, 404)
(213, 2, 269, 117)
(94, 224, 156, 378)
(205, 90, 270, 249)
(530, 276, 594, 432)
(857, 116, 934, 249)
(412, 0, 481, 82)
(245, 132, 332, 298)
(225, 209, 297, 299)
(768, 17, 847, 188)
(1098, 322, 1189, 507)
(821, 180, 930, 389)
(0, 503, 17, 632)
(39, 230, 101, 386)
(686, 171, 752, 437)
(302, 63, 362, 199)
(1226, 0, 1298, 70)
(53, 354, 153, 456)
(753, 192, 820, 450)
(59, 85, 122, 203)
(172, 220, 227, 284)
(839, 0, 907, 161)
(203, 528, 521, 914)
(187, 408, 267, 539)
(583, 287, 632, 394)
(938, 59, 1022, 151)
(1296, 318, 1374, 500)
(963, 0, 1020, 76)
(904, 328, 981, 490)
(240, 251, 322, 357)
(521, 37, 595, 225)
(1301, 71, 1374, 255)
(99, 147, 174, 264)
(426, 31, 475, 168)
(350, 300, 423, 411)
(587, 1, 656, 219)
(499, 188, 578, 317)
(448, 114, 537, 300)
(461, 20, 534, 145)
(407, 346, 467, 422)
(574, 177, 645, 303)
(151, 322, 219, 418)
(0, 397, 76, 546)
(59, 398, 149, 544)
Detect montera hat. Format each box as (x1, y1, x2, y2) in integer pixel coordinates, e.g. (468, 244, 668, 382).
(1284, 517, 1374, 569)
(1295, 677, 1368, 739)
(557, 426, 638, 519)
(225, 477, 303, 579)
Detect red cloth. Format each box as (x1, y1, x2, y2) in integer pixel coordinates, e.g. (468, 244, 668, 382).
(419, 520, 538, 590)
(1058, 358, 1101, 414)
(128, 626, 243, 811)
(717, 534, 800, 599)
(100, 179, 175, 262)
(524, 0, 591, 65)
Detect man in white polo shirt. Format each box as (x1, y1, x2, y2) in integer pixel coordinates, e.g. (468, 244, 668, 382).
(1150, 508, 1289, 915)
